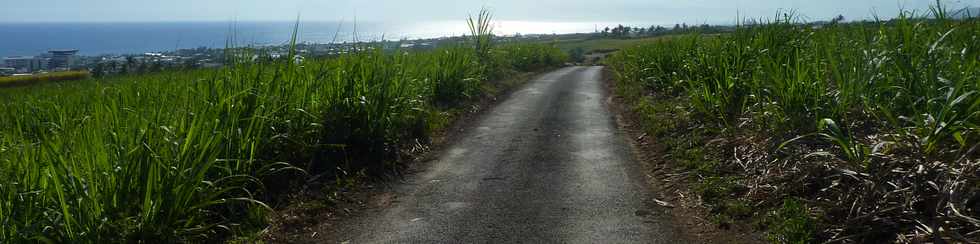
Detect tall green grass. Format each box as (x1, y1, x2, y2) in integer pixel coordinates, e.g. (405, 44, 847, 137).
(612, 12, 979, 144)
(609, 8, 979, 243)
(0, 39, 566, 242)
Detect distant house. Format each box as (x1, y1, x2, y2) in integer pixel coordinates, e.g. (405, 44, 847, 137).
(0, 67, 15, 76)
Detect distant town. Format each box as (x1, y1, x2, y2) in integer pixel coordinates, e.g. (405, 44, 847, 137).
(0, 36, 471, 77)
(2, 22, 730, 76)
(0, 18, 888, 78)
(0, 31, 588, 78)
(1, 49, 81, 76)
(0, 18, 860, 78)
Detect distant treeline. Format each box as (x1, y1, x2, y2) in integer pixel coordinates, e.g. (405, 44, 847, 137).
(597, 23, 733, 39)
(595, 7, 979, 40)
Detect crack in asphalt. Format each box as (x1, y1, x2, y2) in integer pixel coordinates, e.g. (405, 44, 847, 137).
(338, 66, 686, 243)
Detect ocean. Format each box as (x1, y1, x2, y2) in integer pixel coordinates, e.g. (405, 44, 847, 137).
(0, 21, 625, 57)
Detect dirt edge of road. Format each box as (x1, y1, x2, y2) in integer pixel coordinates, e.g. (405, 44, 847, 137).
(601, 68, 766, 244)
(261, 69, 555, 243)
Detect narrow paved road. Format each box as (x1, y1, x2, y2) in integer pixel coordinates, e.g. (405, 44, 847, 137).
(339, 66, 684, 243)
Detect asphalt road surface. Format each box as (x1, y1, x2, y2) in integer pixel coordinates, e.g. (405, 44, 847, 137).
(339, 66, 685, 243)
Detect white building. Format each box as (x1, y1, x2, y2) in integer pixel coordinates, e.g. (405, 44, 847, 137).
(3, 56, 43, 73)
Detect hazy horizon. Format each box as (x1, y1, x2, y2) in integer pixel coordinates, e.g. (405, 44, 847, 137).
(1, 0, 976, 57)
(2, 0, 975, 25)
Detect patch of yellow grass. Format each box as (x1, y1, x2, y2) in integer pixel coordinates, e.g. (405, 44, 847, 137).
(0, 71, 90, 87)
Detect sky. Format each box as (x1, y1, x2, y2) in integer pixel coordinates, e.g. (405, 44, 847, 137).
(1, 0, 975, 25)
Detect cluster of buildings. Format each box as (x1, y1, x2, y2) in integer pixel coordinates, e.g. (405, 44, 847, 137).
(0, 37, 475, 77)
(0, 49, 80, 75)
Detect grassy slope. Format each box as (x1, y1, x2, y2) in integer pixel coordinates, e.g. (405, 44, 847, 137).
(0, 43, 567, 243)
(608, 13, 979, 244)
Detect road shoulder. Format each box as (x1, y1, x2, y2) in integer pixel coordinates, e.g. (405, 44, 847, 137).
(601, 68, 765, 244)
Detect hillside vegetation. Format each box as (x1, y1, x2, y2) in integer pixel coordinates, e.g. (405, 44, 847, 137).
(0, 29, 567, 242)
(609, 8, 979, 243)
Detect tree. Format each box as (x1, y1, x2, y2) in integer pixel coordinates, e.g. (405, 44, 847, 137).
(149, 61, 163, 73)
(91, 62, 106, 78)
(831, 15, 845, 24)
(181, 59, 196, 70)
(569, 47, 586, 63)
(611, 25, 624, 36)
(136, 62, 147, 74)
(124, 56, 135, 74)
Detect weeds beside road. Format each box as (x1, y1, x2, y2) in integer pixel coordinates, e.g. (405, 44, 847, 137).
(608, 9, 979, 243)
